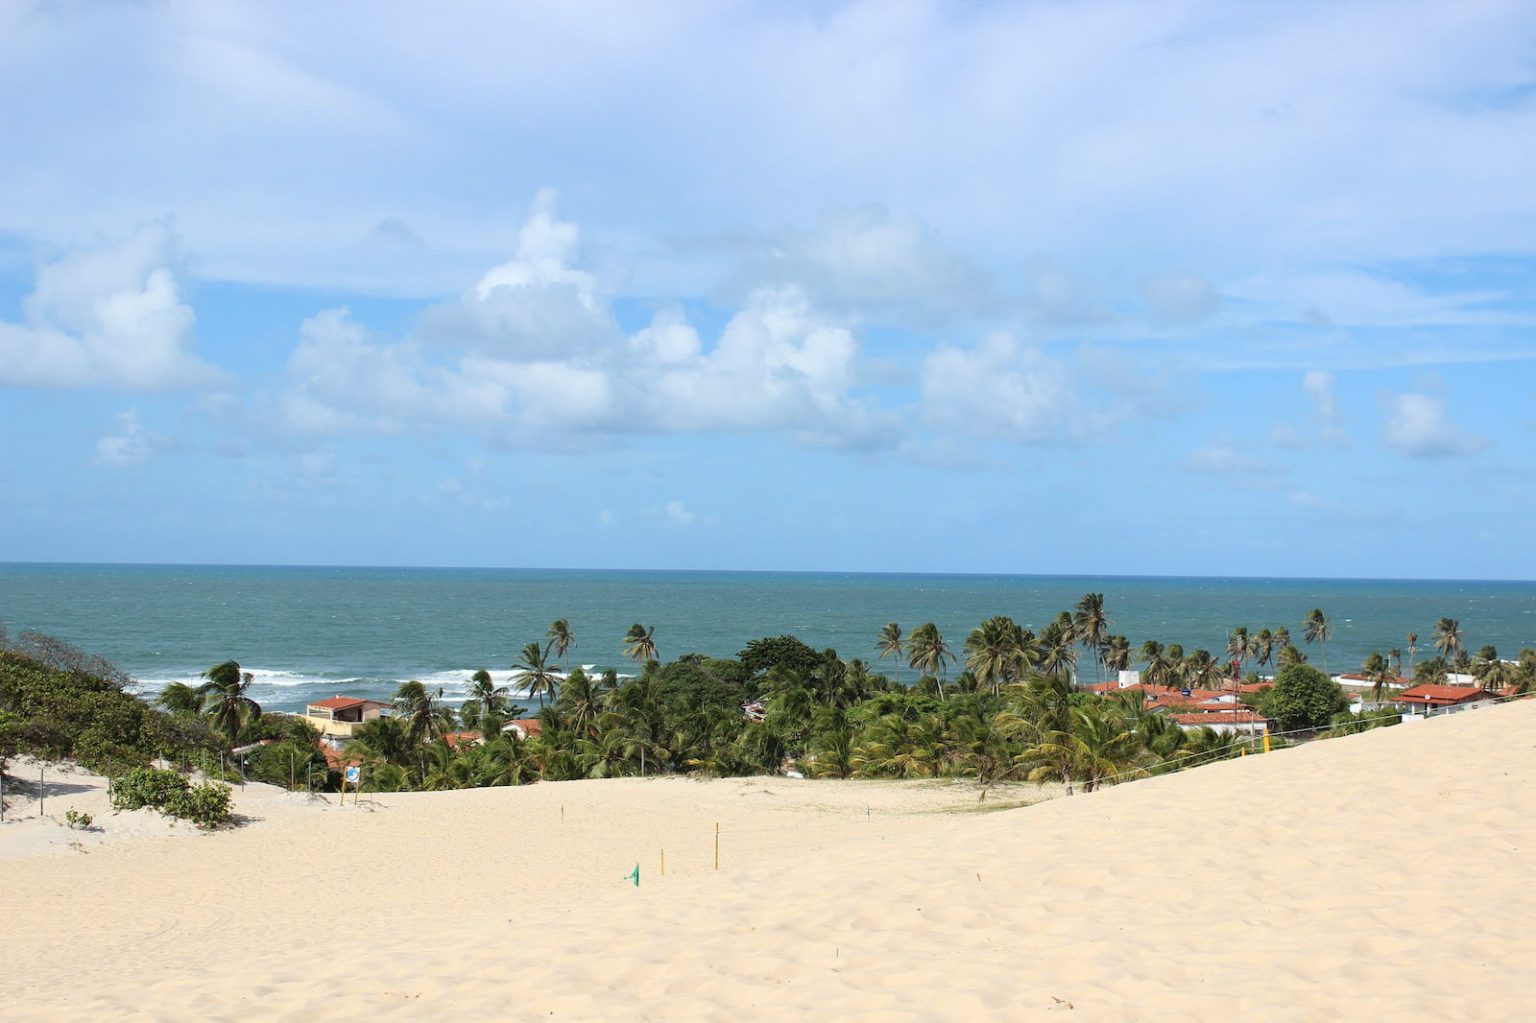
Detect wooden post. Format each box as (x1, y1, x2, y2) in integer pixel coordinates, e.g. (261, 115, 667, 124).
(40, 764, 45, 816)
(714, 822, 720, 870)
(661, 849, 666, 876)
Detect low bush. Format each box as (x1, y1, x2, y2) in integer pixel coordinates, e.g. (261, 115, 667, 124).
(111, 766, 232, 828)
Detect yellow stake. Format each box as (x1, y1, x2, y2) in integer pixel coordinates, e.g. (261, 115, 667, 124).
(1263, 732, 1272, 754)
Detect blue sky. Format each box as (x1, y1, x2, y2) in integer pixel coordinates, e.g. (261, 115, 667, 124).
(1, 1, 1533, 578)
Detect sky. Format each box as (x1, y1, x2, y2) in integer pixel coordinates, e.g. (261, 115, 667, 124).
(1, 0, 1533, 579)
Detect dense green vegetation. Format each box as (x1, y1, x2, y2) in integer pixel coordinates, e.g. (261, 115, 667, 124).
(5, 598, 1535, 808)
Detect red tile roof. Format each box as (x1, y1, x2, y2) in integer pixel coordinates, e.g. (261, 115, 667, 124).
(505, 718, 542, 738)
(443, 731, 482, 749)
(307, 696, 390, 711)
(1397, 684, 1492, 706)
(1171, 711, 1268, 725)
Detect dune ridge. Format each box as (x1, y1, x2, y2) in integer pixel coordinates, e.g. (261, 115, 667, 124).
(7, 700, 1535, 1021)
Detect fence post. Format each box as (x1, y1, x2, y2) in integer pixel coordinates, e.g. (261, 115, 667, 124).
(714, 822, 720, 870)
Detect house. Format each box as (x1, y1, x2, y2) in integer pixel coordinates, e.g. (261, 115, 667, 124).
(1336, 673, 1411, 691)
(305, 696, 393, 745)
(503, 718, 542, 740)
(1396, 684, 1497, 717)
(1169, 710, 1270, 736)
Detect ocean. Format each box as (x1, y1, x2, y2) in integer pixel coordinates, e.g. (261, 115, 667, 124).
(2, 563, 1533, 713)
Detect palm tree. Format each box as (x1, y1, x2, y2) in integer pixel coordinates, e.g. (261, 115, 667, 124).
(906, 623, 954, 699)
(1433, 618, 1464, 666)
(155, 681, 204, 716)
(459, 668, 511, 731)
(965, 616, 1026, 697)
(1273, 627, 1292, 654)
(546, 619, 574, 668)
(1226, 627, 1250, 678)
(1101, 635, 1132, 678)
(393, 680, 453, 745)
(557, 667, 603, 740)
(1303, 609, 1333, 674)
(1252, 628, 1275, 671)
(1138, 639, 1171, 687)
(197, 660, 261, 744)
(1406, 632, 1419, 673)
(623, 624, 658, 666)
(876, 623, 905, 684)
(514, 641, 560, 706)
(1361, 651, 1392, 703)
(1037, 619, 1079, 680)
(1072, 593, 1111, 682)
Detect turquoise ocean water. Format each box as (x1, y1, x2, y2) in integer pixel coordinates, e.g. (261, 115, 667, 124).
(1, 563, 1533, 713)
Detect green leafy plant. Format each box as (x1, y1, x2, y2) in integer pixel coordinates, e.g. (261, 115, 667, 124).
(63, 808, 93, 830)
(110, 766, 232, 828)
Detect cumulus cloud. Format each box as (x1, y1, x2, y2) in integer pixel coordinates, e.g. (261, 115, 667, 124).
(664, 500, 695, 526)
(1273, 369, 1348, 447)
(94, 409, 156, 467)
(921, 333, 1073, 444)
(280, 194, 891, 451)
(0, 225, 216, 390)
(727, 206, 994, 327)
(1382, 392, 1486, 458)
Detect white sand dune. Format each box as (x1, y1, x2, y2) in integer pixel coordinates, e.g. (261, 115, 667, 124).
(6, 701, 1535, 1021)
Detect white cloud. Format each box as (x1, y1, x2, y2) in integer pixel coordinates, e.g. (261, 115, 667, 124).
(280, 197, 893, 451)
(1140, 271, 1219, 326)
(1273, 369, 1348, 446)
(1382, 392, 1486, 458)
(921, 333, 1073, 444)
(664, 500, 695, 526)
(94, 409, 155, 467)
(0, 226, 216, 390)
(1187, 440, 1275, 476)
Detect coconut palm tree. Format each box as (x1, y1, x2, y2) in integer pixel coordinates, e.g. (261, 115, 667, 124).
(1361, 651, 1392, 703)
(197, 660, 261, 744)
(546, 619, 574, 668)
(556, 667, 604, 740)
(514, 641, 560, 706)
(1433, 618, 1464, 666)
(1101, 635, 1132, 678)
(1273, 627, 1292, 654)
(459, 668, 511, 731)
(964, 615, 1026, 696)
(1252, 629, 1275, 671)
(1072, 593, 1111, 682)
(1406, 632, 1419, 673)
(155, 681, 204, 716)
(1226, 627, 1250, 678)
(1037, 619, 1079, 680)
(1303, 609, 1333, 674)
(393, 679, 454, 745)
(1138, 639, 1171, 687)
(906, 622, 954, 700)
(623, 624, 658, 666)
(876, 623, 905, 684)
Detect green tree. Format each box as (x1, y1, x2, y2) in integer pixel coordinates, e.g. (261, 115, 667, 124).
(546, 619, 574, 668)
(906, 623, 954, 700)
(393, 680, 454, 745)
(1101, 635, 1131, 677)
(1360, 651, 1393, 703)
(459, 668, 513, 732)
(965, 616, 1028, 697)
(876, 623, 905, 684)
(623, 624, 658, 666)
(1303, 609, 1333, 674)
(197, 661, 261, 744)
(1260, 663, 1347, 732)
(1072, 593, 1111, 682)
(155, 682, 204, 717)
(1433, 618, 1464, 666)
(514, 641, 560, 706)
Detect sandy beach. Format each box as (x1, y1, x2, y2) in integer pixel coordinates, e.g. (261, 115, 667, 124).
(6, 700, 1535, 1021)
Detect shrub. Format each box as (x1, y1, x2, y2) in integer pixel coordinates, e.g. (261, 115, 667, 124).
(110, 766, 232, 828)
(112, 767, 190, 811)
(165, 782, 233, 828)
(63, 808, 93, 830)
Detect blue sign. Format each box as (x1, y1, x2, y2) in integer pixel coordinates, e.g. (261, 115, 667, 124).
(344, 766, 360, 784)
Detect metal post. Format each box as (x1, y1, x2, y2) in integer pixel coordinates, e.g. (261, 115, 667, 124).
(40, 765, 45, 817)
